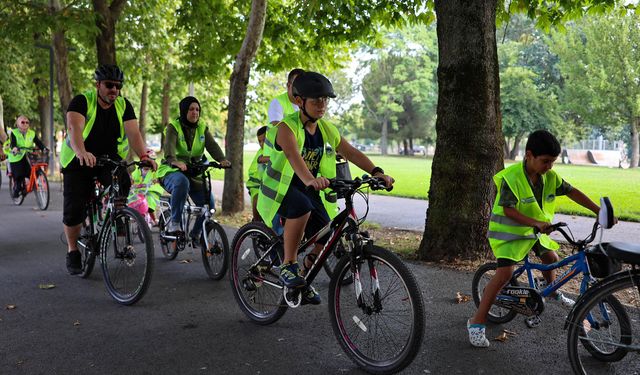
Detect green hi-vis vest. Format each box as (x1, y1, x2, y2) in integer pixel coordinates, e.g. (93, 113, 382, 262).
(60, 91, 128, 168)
(2, 129, 12, 154)
(246, 149, 265, 198)
(488, 162, 562, 262)
(129, 167, 164, 211)
(156, 118, 207, 178)
(7, 129, 35, 163)
(269, 92, 296, 125)
(257, 112, 341, 228)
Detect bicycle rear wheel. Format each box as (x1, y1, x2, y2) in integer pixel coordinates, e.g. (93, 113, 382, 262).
(34, 169, 49, 210)
(567, 272, 638, 374)
(158, 210, 179, 260)
(229, 222, 287, 325)
(8, 176, 24, 205)
(201, 220, 229, 280)
(329, 245, 424, 374)
(471, 262, 519, 324)
(100, 207, 154, 305)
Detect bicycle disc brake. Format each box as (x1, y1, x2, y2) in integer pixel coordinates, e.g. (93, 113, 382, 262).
(495, 286, 545, 316)
(283, 286, 302, 308)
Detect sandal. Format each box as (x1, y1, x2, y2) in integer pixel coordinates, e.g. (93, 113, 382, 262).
(302, 253, 318, 275)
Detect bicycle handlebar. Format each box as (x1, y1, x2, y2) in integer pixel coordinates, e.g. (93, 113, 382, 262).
(535, 220, 600, 248)
(96, 155, 152, 170)
(329, 175, 394, 194)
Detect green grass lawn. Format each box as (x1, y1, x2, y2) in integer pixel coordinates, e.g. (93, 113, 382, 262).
(232, 152, 640, 221)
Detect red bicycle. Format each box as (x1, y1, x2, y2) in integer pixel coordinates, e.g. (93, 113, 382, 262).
(8, 147, 50, 210)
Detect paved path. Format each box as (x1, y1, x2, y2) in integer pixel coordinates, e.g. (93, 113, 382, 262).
(211, 181, 639, 244)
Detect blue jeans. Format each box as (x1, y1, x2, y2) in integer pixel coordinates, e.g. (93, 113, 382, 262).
(162, 172, 214, 235)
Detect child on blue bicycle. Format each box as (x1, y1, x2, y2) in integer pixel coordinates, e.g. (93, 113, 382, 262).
(468, 130, 601, 347)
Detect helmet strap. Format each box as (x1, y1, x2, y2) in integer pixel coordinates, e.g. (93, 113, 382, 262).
(300, 99, 318, 126)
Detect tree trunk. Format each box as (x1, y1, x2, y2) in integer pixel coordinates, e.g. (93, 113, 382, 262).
(50, 0, 74, 122)
(419, 0, 504, 262)
(92, 0, 127, 64)
(0, 94, 4, 135)
(139, 81, 148, 141)
(221, 0, 267, 214)
(160, 73, 171, 152)
(380, 117, 389, 155)
(631, 117, 639, 168)
(503, 137, 511, 159)
(509, 133, 522, 160)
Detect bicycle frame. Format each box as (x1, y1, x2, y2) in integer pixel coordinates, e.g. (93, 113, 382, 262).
(25, 159, 48, 193)
(515, 250, 593, 298)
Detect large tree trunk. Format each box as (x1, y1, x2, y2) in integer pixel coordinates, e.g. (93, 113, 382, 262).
(631, 117, 639, 168)
(380, 117, 389, 155)
(222, 0, 267, 214)
(37, 95, 52, 149)
(50, 0, 73, 122)
(160, 73, 171, 152)
(92, 0, 127, 64)
(419, 0, 504, 262)
(139, 81, 148, 140)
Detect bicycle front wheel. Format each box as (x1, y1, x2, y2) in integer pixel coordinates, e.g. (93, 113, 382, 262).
(158, 210, 179, 260)
(229, 222, 287, 325)
(201, 220, 229, 280)
(100, 207, 154, 305)
(34, 169, 49, 210)
(329, 245, 424, 374)
(567, 271, 638, 374)
(471, 262, 519, 324)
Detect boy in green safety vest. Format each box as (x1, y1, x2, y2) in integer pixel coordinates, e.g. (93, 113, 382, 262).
(246, 126, 268, 222)
(8, 115, 47, 198)
(257, 72, 394, 305)
(61, 64, 156, 275)
(467, 130, 601, 348)
(267, 68, 305, 127)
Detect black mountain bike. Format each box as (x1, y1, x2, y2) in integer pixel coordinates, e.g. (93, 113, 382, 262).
(76, 156, 154, 305)
(157, 159, 230, 280)
(229, 176, 425, 375)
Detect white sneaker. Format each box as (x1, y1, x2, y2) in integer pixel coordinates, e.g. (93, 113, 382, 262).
(467, 320, 490, 348)
(554, 292, 575, 307)
(166, 221, 182, 234)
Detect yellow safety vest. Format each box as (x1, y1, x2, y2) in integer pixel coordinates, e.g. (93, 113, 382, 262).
(488, 162, 562, 261)
(7, 129, 35, 163)
(156, 118, 207, 178)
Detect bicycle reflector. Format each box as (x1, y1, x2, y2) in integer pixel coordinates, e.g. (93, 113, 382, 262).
(598, 197, 614, 229)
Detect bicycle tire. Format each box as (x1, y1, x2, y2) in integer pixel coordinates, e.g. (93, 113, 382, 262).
(78, 226, 98, 279)
(471, 262, 519, 324)
(329, 245, 424, 374)
(567, 273, 637, 374)
(201, 220, 229, 280)
(229, 222, 287, 325)
(100, 207, 154, 305)
(34, 169, 49, 210)
(9, 176, 24, 205)
(158, 211, 179, 260)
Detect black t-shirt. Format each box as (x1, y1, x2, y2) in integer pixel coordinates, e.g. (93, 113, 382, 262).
(290, 127, 324, 189)
(65, 93, 136, 168)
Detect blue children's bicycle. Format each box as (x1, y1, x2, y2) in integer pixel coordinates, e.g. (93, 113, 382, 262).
(472, 213, 623, 329)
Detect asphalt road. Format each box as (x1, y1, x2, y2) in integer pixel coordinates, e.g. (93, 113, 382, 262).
(0, 182, 633, 374)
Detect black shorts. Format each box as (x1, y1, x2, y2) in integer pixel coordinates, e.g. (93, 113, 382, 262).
(496, 241, 553, 268)
(62, 166, 131, 226)
(278, 185, 330, 244)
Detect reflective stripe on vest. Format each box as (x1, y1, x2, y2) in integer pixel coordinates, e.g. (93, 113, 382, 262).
(246, 150, 264, 197)
(256, 112, 341, 227)
(488, 162, 561, 261)
(59, 91, 126, 168)
(156, 118, 207, 178)
(7, 129, 35, 163)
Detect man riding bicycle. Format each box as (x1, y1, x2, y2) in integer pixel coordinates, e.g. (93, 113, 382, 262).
(61, 64, 156, 275)
(257, 71, 394, 305)
(156, 96, 231, 243)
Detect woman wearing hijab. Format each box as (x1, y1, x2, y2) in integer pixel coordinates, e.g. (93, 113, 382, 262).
(156, 96, 230, 239)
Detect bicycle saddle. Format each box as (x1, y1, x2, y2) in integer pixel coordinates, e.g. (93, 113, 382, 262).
(605, 242, 640, 265)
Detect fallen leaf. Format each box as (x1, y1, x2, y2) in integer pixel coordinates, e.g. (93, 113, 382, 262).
(179, 259, 193, 264)
(503, 329, 517, 336)
(494, 332, 509, 342)
(38, 284, 56, 290)
(277, 338, 285, 342)
(6, 304, 16, 310)
(73, 320, 81, 326)
(455, 292, 471, 304)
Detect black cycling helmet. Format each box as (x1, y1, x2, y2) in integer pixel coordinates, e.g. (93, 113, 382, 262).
(94, 64, 124, 82)
(292, 71, 336, 99)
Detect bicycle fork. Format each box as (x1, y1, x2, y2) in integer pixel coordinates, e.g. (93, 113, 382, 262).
(351, 236, 383, 315)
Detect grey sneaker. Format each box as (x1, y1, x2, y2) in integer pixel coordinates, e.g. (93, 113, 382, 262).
(554, 292, 575, 307)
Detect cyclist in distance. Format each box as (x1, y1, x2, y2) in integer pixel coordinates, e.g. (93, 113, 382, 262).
(467, 129, 601, 348)
(156, 96, 231, 241)
(8, 115, 47, 198)
(0, 123, 8, 161)
(61, 64, 156, 275)
(257, 71, 394, 305)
